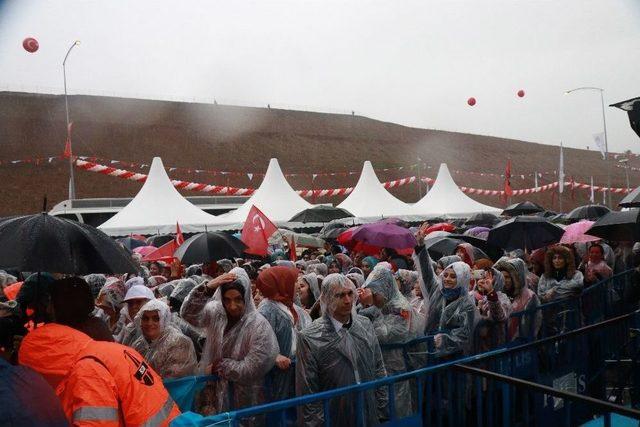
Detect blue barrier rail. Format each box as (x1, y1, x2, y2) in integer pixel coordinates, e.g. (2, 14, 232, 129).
(167, 269, 639, 426)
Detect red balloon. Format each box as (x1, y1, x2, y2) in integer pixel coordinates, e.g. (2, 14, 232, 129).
(517, 89, 525, 98)
(22, 37, 39, 53)
(467, 97, 476, 106)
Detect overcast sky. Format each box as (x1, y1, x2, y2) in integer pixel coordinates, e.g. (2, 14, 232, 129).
(1, 0, 639, 153)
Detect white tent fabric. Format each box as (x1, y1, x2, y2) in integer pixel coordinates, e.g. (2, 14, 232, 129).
(410, 163, 501, 217)
(337, 161, 414, 218)
(99, 157, 219, 236)
(209, 158, 313, 225)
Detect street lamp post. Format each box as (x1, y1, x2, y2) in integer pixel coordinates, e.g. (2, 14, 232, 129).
(63, 40, 80, 200)
(565, 87, 612, 207)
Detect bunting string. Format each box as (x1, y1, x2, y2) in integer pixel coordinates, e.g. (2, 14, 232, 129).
(74, 158, 632, 198)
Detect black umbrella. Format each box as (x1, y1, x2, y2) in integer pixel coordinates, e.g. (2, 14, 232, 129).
(464, 212, 501, 227)
(0, 213, 138, 274)
(502, 201, 545, 217)
(318, 222, 349, 240)
(424, 235, 502, 261)
(117, 236, 147, 250)
(565, 204, 611, 222)
(586, 209, 640, 242)
(174, 232, 247, 265)
(289, 205, 354, 223)
(487, 216, 564, 251)
(147, 234, 175, 247)
(619, 186, 640, 208)
(535, 210, 558, 218)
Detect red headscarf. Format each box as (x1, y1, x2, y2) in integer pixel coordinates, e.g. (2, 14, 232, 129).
(256, 266, 299, 323)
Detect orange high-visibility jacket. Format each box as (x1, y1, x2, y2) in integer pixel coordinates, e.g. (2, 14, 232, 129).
(19, 323, 180, 426)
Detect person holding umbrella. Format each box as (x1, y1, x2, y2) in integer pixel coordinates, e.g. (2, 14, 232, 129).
(538, 245, 584, 303)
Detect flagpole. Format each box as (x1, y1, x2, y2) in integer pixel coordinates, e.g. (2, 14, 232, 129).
(63, 40, 81, 200)
(565, 87, 611, 207)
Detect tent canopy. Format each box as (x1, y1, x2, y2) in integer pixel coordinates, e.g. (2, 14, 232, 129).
(337, 161, 414, 218)
(210, 158, 313, 225)
(99, 157, 218, 236)
(411, 163, 501, 218)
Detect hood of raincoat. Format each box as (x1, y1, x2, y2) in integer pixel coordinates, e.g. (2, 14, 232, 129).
(320, 273, 357, 318)
(84, 274, 106, 299)
(440, 261, 471, 301)
(455, 243, 475, 267)
(19, 323, 92, 390)
(335, 253, 353, 273)
(494, 258, 527, 297)
(437, 255, 462, 270)
(97, 280, 125, 312)
(211, 267, 255, 319)
(346, 272, 365, 288)
(256, 266, 299, 323)
(302, 273, 321, 300)
(169, 278, 198, 304)
(305, 262, 328, 278)
(134, 299, 173, 339)
(395, 269, 419, 298)
(364, 267, 399, 303)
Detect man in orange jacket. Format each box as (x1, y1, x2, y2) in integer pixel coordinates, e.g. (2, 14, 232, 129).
(18, 277, 180, 426)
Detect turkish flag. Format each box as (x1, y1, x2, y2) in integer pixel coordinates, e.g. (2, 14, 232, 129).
(143, 239, 179, 262)
(289, 236, 297, 261)
(504, 160, 513, 197)
(175, 222, 184, 245)
(241, 205, 278, 256)
(63, 138, 72, 158)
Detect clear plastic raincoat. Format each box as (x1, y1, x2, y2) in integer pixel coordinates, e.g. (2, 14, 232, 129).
(361, 267, 416, 417)
(296, 274, 388, 427)
(414, 246, 477, 357)
(180, 267, 279, 416)
(131, 299, 197, 379)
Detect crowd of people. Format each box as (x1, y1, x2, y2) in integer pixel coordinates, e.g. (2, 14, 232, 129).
(1, 219, 639, 426)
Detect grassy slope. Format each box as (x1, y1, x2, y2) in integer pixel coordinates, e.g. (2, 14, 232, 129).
(0, 91, 633, 216)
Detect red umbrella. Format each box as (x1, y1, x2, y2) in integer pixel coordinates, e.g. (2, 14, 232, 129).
(425, 222, 456, 234)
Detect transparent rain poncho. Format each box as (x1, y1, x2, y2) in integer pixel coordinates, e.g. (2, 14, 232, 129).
(180, 267, 279, 415)
(302, 273, 321, 300)
(361, 267, 416, 417)
(414, 247, 477, 357)
(296, 273, 388, 427)
(131, 299, 197, 379)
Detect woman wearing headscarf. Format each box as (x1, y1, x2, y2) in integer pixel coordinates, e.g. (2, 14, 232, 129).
(361, 256, 379, 279)
(180, 268, 279, 416)
(256, 266, 309, 402)
(538, 245, 584, 303)
(296, 274, 388, 426)
(346, 272, 365, 289)
(131, 299, 197, 379)
(494, 258, 542, 341)
(358, 267, 416, 417)
(414, 231, 477, 357)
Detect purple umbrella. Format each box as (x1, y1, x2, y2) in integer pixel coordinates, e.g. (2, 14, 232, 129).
(350, 221, 417, 249)
(464, 226, 490, 240)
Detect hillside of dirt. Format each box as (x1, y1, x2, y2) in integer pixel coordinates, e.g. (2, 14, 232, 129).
(0, 91, 636, 217)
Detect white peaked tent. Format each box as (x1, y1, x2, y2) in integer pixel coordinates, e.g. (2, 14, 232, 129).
(210, 158, 313, 225)
(337, 161, 414, 218)
(99, 157, 219, 236)
(411, 163, 501, 217)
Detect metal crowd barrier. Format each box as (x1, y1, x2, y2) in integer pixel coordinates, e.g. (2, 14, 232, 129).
(167, 269, 640, 426)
